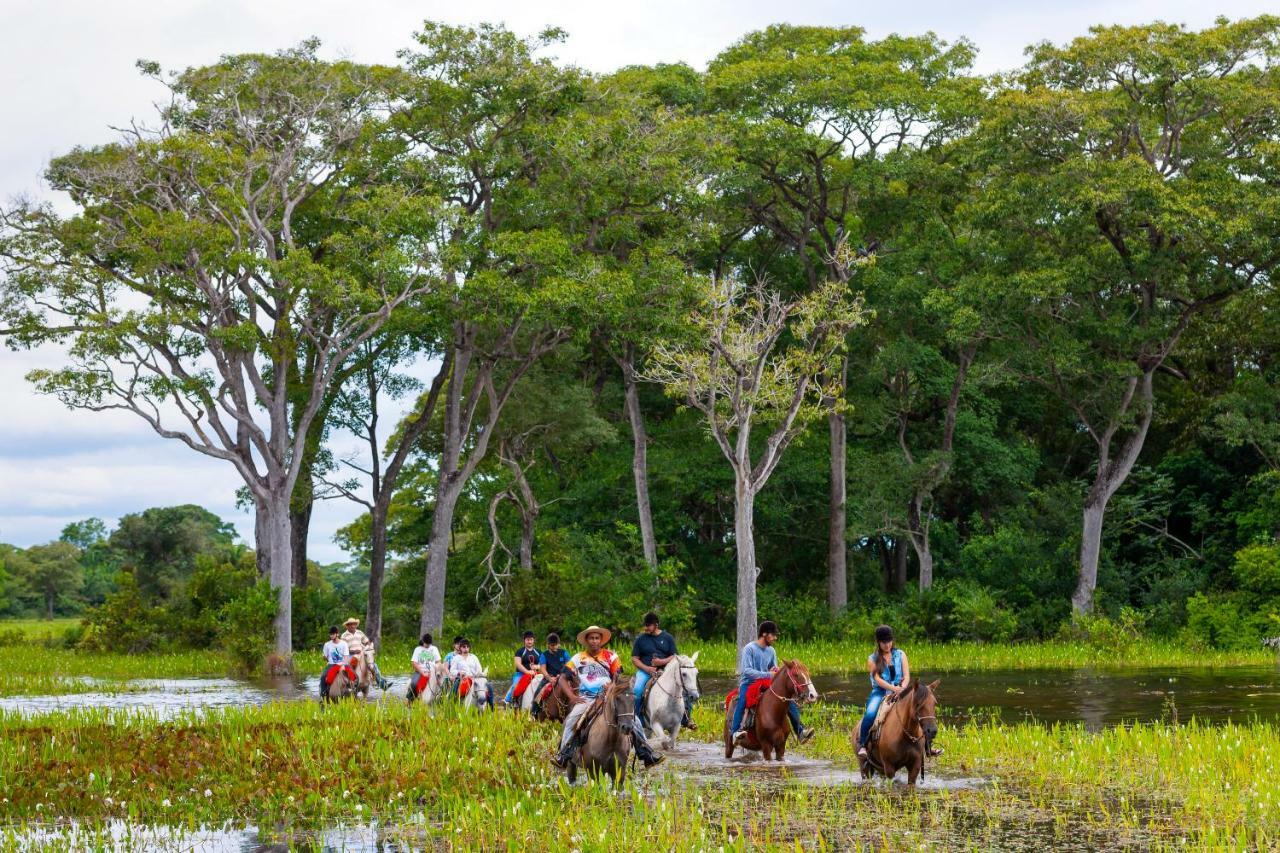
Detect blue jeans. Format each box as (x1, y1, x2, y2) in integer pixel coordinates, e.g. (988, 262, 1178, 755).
(504, 674, 522, 704)
(633, 669, 652, 718)
(859, 689, 888, 745)
(731, 683, 804, 735)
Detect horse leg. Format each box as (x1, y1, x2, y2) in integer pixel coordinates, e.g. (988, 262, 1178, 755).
(907, 753, 922, 786)
(724, 717, 735, 759)
(775, 737, 786, 762)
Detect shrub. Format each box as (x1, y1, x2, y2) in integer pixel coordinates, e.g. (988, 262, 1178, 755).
(1059, 606, 1148, 652)
(1233, 543, 1280, 598)
(218, 579, 278, 675)
(949, 581, 1018, 642)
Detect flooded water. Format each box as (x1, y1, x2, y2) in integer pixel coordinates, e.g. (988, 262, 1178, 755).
(3, 819, 430, 852)
(4, 665, 1279, 730)
(662, 739, 985, 790)
(702, 664, 1280, 730)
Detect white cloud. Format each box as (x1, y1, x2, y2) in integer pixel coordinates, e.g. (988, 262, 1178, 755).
(1, 0, 1275, 556)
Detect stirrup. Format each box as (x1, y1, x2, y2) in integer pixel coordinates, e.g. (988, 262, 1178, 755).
(797, 726, 815, 744)
(732, 729, 749, 746)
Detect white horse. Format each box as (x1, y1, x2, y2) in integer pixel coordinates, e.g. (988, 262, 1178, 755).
(409, 661, 449, 706)
(520, 673, 547, 713)
(644, 651, 700, 749)
(460, 670, 492, 711)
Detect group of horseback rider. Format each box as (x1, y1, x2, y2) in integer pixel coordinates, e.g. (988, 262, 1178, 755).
(321, 611, 939, 770)
(320, 617, 391, 696)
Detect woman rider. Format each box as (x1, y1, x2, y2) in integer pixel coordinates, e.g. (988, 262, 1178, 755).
(856, 625, 908, 758)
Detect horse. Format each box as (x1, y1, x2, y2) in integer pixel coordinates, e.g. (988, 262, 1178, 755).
(856, 679, 940, 786)
(459, 670, 492, 711)
(320, 664, 354, 704)
(407, 662, 449, 706)
(723, 659, 817, 762)
(567, 679, 635, 785)
(643, 651, 701, 749)
(520, 673, 546, 713)
(348, 650, 373, 699)
(538, 668, 579, 724)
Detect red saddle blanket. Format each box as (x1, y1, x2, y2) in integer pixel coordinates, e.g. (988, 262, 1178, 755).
(323, 663, 357, 686)
(724, 678, 772, 710)
(458, 676, 474, 698)
(409, 672, 430, 695)
(512, 672, 534, 700)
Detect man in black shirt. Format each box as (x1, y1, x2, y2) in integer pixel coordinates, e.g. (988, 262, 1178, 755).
(504, 630, 541, 706)
(631, 611, 696, 730)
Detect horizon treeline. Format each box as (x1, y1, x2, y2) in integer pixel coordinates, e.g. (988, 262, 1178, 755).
(2, 17, 1280, 662)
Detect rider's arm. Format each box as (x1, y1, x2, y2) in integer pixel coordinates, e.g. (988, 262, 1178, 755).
(899, 652, 910, 691)
(631, 655, 652, 675)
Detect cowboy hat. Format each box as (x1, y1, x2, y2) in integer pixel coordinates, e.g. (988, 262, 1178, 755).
(343, 617, 360, 626)
(575, 625, 612, 645)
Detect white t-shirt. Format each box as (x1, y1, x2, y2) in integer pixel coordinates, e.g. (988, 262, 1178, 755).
(323, 640, 350, 665)
(412, 644, 441, 673)
(448, 652, 483, 679)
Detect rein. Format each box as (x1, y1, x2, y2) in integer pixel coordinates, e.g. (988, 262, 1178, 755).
(768, 665, 814, 703)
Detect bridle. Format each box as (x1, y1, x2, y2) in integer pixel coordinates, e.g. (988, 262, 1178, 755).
(769, 665, 816, 703)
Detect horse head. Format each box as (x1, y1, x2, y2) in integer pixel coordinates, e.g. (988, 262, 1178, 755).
(677, 653, 701, 703)
(783, 660, 818, 703)
(915, 679, 940, 746)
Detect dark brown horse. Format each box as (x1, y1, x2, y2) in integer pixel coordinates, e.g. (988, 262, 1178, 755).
(856, 679, 940, 785)
(723, 660, 818, 761)
(538, 668, 579, 724)
(568, 679, 635, 784)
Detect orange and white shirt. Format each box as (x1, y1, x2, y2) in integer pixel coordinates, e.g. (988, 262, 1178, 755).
(568, 649, 620, 697)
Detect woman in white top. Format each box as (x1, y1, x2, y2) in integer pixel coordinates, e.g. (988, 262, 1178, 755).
(447, 639, 492, 708)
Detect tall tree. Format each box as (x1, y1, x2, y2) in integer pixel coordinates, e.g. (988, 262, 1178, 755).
(977, 17, 1280, 613)
(645, 273, 866, 648)
(0, 45, 441, 661)
(706, 24, 981, 610)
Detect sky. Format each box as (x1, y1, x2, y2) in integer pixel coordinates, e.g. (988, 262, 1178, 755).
(1, 0, 1274, 562)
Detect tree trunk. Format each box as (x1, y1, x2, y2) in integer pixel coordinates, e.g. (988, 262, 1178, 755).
(254, 502, 269, 577)
(290, 497, 312, 588)
(622, 351, 658, 568)
(908, 495, 934, 590)
(366, 504, 388, 647)
(1072, 371, 1155, 615)
(827, 407, 847, 613)
(264, 493, 293, 666)
(421, 480, 462, 636)
(1073, 500, 1108, 615)
(45, 590, 54, 620)
(734, 476, 759, 652)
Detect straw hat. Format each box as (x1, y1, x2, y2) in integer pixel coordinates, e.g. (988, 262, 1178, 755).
(576, 625, 612, 645)
(344, 617, 360, 627)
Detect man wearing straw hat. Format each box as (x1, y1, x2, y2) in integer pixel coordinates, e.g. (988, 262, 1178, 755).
(551, 625, 664, 770)
(341, 617, 392, 691)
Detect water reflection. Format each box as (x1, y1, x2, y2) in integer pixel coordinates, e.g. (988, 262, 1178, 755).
(701, 665, 1280, 730)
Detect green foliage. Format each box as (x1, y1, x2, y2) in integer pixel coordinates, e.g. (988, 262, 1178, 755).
(1059, 607, 1150, 653)
(219, 579, 279, 675)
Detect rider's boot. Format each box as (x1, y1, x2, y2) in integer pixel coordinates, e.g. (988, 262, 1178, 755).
(795, 724, 815, 744)
(632, 733, 665, 769)
(682, 713, 698, 731)
(552, 735, 578, 769)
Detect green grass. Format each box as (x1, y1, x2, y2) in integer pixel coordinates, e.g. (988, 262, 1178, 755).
(0, 697, 1275, 850)
(0, 617, 79, 643)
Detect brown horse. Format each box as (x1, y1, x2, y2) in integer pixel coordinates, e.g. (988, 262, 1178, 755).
(538, 669, 579, 724)
(723, 660, 818, 762)
(568, 679, 634, 784)
(856, 679, 940, 785)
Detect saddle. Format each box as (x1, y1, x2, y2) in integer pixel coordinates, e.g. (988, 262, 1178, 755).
(512, 672, 534, 700)
(408, 671, 431, 698)
(723, 677, 772, 712)
(458, 676, 474, 698)
(323, 663, 357, 686)
(868, 694, 898, 746)
(573, 695, 609, 735)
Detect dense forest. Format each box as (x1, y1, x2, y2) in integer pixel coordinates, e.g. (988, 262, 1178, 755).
(2, 17, 1279, 664)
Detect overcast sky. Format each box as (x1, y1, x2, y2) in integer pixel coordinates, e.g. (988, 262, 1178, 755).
(1, 0, 1274, 562)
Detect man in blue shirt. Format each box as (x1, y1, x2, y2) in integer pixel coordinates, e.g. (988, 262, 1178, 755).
(729, 620, 814, 745)
(630, 612, 696, 730)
